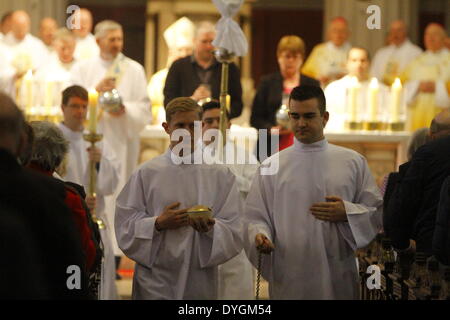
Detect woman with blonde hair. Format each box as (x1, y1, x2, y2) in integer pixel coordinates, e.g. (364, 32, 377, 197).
(250, 35, 320, 161)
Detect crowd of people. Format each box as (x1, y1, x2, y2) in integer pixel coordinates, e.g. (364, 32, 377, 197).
(0, 7, 449, 300)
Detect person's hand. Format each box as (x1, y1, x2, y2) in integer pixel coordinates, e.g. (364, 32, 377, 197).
(310, 196, 348, 222)
(87, 146, 102, 163)
(95, 77, 116, 93)
(319, 75, 331, 86)
(419, 81, 436, 93)
(155, 202, 189, 231)
(85, 195, 96, 212)
(190, 84, 211, 101)
(189, 216, 215, 233)
(107, 104, 126, 117)
(255, 233, 274, 254)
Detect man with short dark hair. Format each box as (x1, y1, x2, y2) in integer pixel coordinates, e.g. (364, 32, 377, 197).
(244, 85, 383, 299)
(115, 97, 243, 299)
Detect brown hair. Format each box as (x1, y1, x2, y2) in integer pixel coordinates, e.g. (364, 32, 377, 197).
(277, 35, 305, 59)
(165, 97, 202, 123)
(62, 85, 88, 106)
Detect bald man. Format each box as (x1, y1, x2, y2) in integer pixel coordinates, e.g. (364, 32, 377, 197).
(302, 17, 352, 87)
(388, 110, 450, 258)
(401, 23, 450, 131)
(0, 11, 13, 39)
(72, 8, 99, 60)
(371, 20, 422, 86)
(39, 17, 58, 55)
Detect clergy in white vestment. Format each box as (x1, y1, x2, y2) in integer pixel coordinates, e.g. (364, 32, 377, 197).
(38, 17, 58, 57)
(72, 8, 100, 61)
(0, 11, 13, 41)
(325, 47, 389, 132)
(200, 100, 257, 300)
(371, 20, 422, 86)
(302, 17, 351, 87)
(115, 97, 243, 299)
(70, 20, 151, 258)
(1, 11, 49, 98)
(401, 23, 450, 131)
(244, 85, 383, 300)
(58, 85, 120, 300)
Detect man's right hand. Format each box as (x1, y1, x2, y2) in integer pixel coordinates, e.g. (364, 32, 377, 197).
(155, 202, 189, 231)
(96, 77, 116, 93)
(255, 233, 274, 254)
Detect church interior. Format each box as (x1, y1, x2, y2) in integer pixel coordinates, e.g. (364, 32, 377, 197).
(0, 0, 449, 301)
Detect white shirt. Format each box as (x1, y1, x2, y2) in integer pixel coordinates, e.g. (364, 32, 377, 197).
(115, 148, 244, 299)
(244, 138, 383, 299)
(74, 33, 99, 61)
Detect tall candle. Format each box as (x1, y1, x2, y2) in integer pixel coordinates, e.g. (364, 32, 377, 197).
(368, 77, 379, 122)
(348, 76, 359, 122)
(390, 78, 402, 123)
(24, 70, 33, 114)
(88, 89, 98, 133)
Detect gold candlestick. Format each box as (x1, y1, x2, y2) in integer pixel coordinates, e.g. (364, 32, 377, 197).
(83, 132, 105, 229)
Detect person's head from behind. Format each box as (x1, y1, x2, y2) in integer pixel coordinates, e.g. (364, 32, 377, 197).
(193, 21, 216, 63)
(61, 85, 89, 132)
(29, 121, 68, 173)
(10, 10, 30, 41)
(54, 28, 76, 64)
(389, 20, 407, 47)
(346, 47, 370, 80)
(429, 110, 450, 141)
(163, 97, 202, 151)
(18, 121, 34, 166)
(328, 17, 349, 47)
(73, 8, 93, 38)
(0, 92, 25, 156)
(424, 23, 446, 53)
(39, 17, 58, 46)
(277, 35, 305, 78)
(407, 127, 430, 160)
(95, 20, 123, 60)
(201, 100, 230, 145)
(288, 85, 328, 144)
(1, 11, 13, 35)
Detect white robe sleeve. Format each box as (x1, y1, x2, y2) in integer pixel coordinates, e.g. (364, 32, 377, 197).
(96, 142, 120, 196)
(434, 80, 450, 108)
(115, 170, 162, 268)
(341, 156, 383, 250)
(197, 170, 244, 268)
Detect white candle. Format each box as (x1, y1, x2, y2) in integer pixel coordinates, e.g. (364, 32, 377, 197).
(88, 89, 98, 133)
(390, 78, 402, 123)
(368, 77, 379, 122)
(24, 70, 33, 114)
(348, 76, 360, 122)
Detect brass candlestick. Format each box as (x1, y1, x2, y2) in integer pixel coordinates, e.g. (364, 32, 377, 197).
(83, 132, 105, 229)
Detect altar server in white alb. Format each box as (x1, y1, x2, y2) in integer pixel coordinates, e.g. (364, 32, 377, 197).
(371, 20, 422, 86)
(58, 85, 120, 299)
(200, 100, 257, 300)
(115, 97, 243, 300)
(70, 20, 151, 258)
(72, 8, 100, 61)
(244, 85, 383, 300)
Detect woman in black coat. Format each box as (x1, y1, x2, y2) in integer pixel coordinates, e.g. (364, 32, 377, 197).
(250, 35, 319, 161)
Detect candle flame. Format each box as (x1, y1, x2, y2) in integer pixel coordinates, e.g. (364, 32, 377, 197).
(24, 69, 33, 80)
(369, 77, 379, 89)
(392, 77, 402, 89)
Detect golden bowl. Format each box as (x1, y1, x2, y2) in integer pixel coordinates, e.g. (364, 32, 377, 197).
(187, 205, 213, 219)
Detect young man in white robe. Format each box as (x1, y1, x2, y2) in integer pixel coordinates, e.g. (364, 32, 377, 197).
(72, 8, 100, 61)
(324, 47, 389, 132)
(58, 85, 120, 300)
(401, 23, 450, 131)
(115, 97, 243, 299)
(70, 20, 151, 263)
(244, 85, 383, 300)
(371, 20, 422, 86)
(200, 100, 257, 300)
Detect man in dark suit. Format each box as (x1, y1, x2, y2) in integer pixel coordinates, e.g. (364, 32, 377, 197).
(388, 110, 450, 256)
(0, 92, 90, 299)
(163, 21, 243, 119)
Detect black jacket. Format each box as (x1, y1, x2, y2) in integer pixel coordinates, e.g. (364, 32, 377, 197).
(250, 72, 320, 130)
(432, 176, 450, 265)
(0, 148, 90, 299)
(388, 135, 450, 254)
(163, 55, 243, 119)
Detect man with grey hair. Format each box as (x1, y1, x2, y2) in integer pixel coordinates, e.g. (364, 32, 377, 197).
(164, 21, 243, 119)
(71, 19, 151, 262)
(0, 93, 90, 299)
